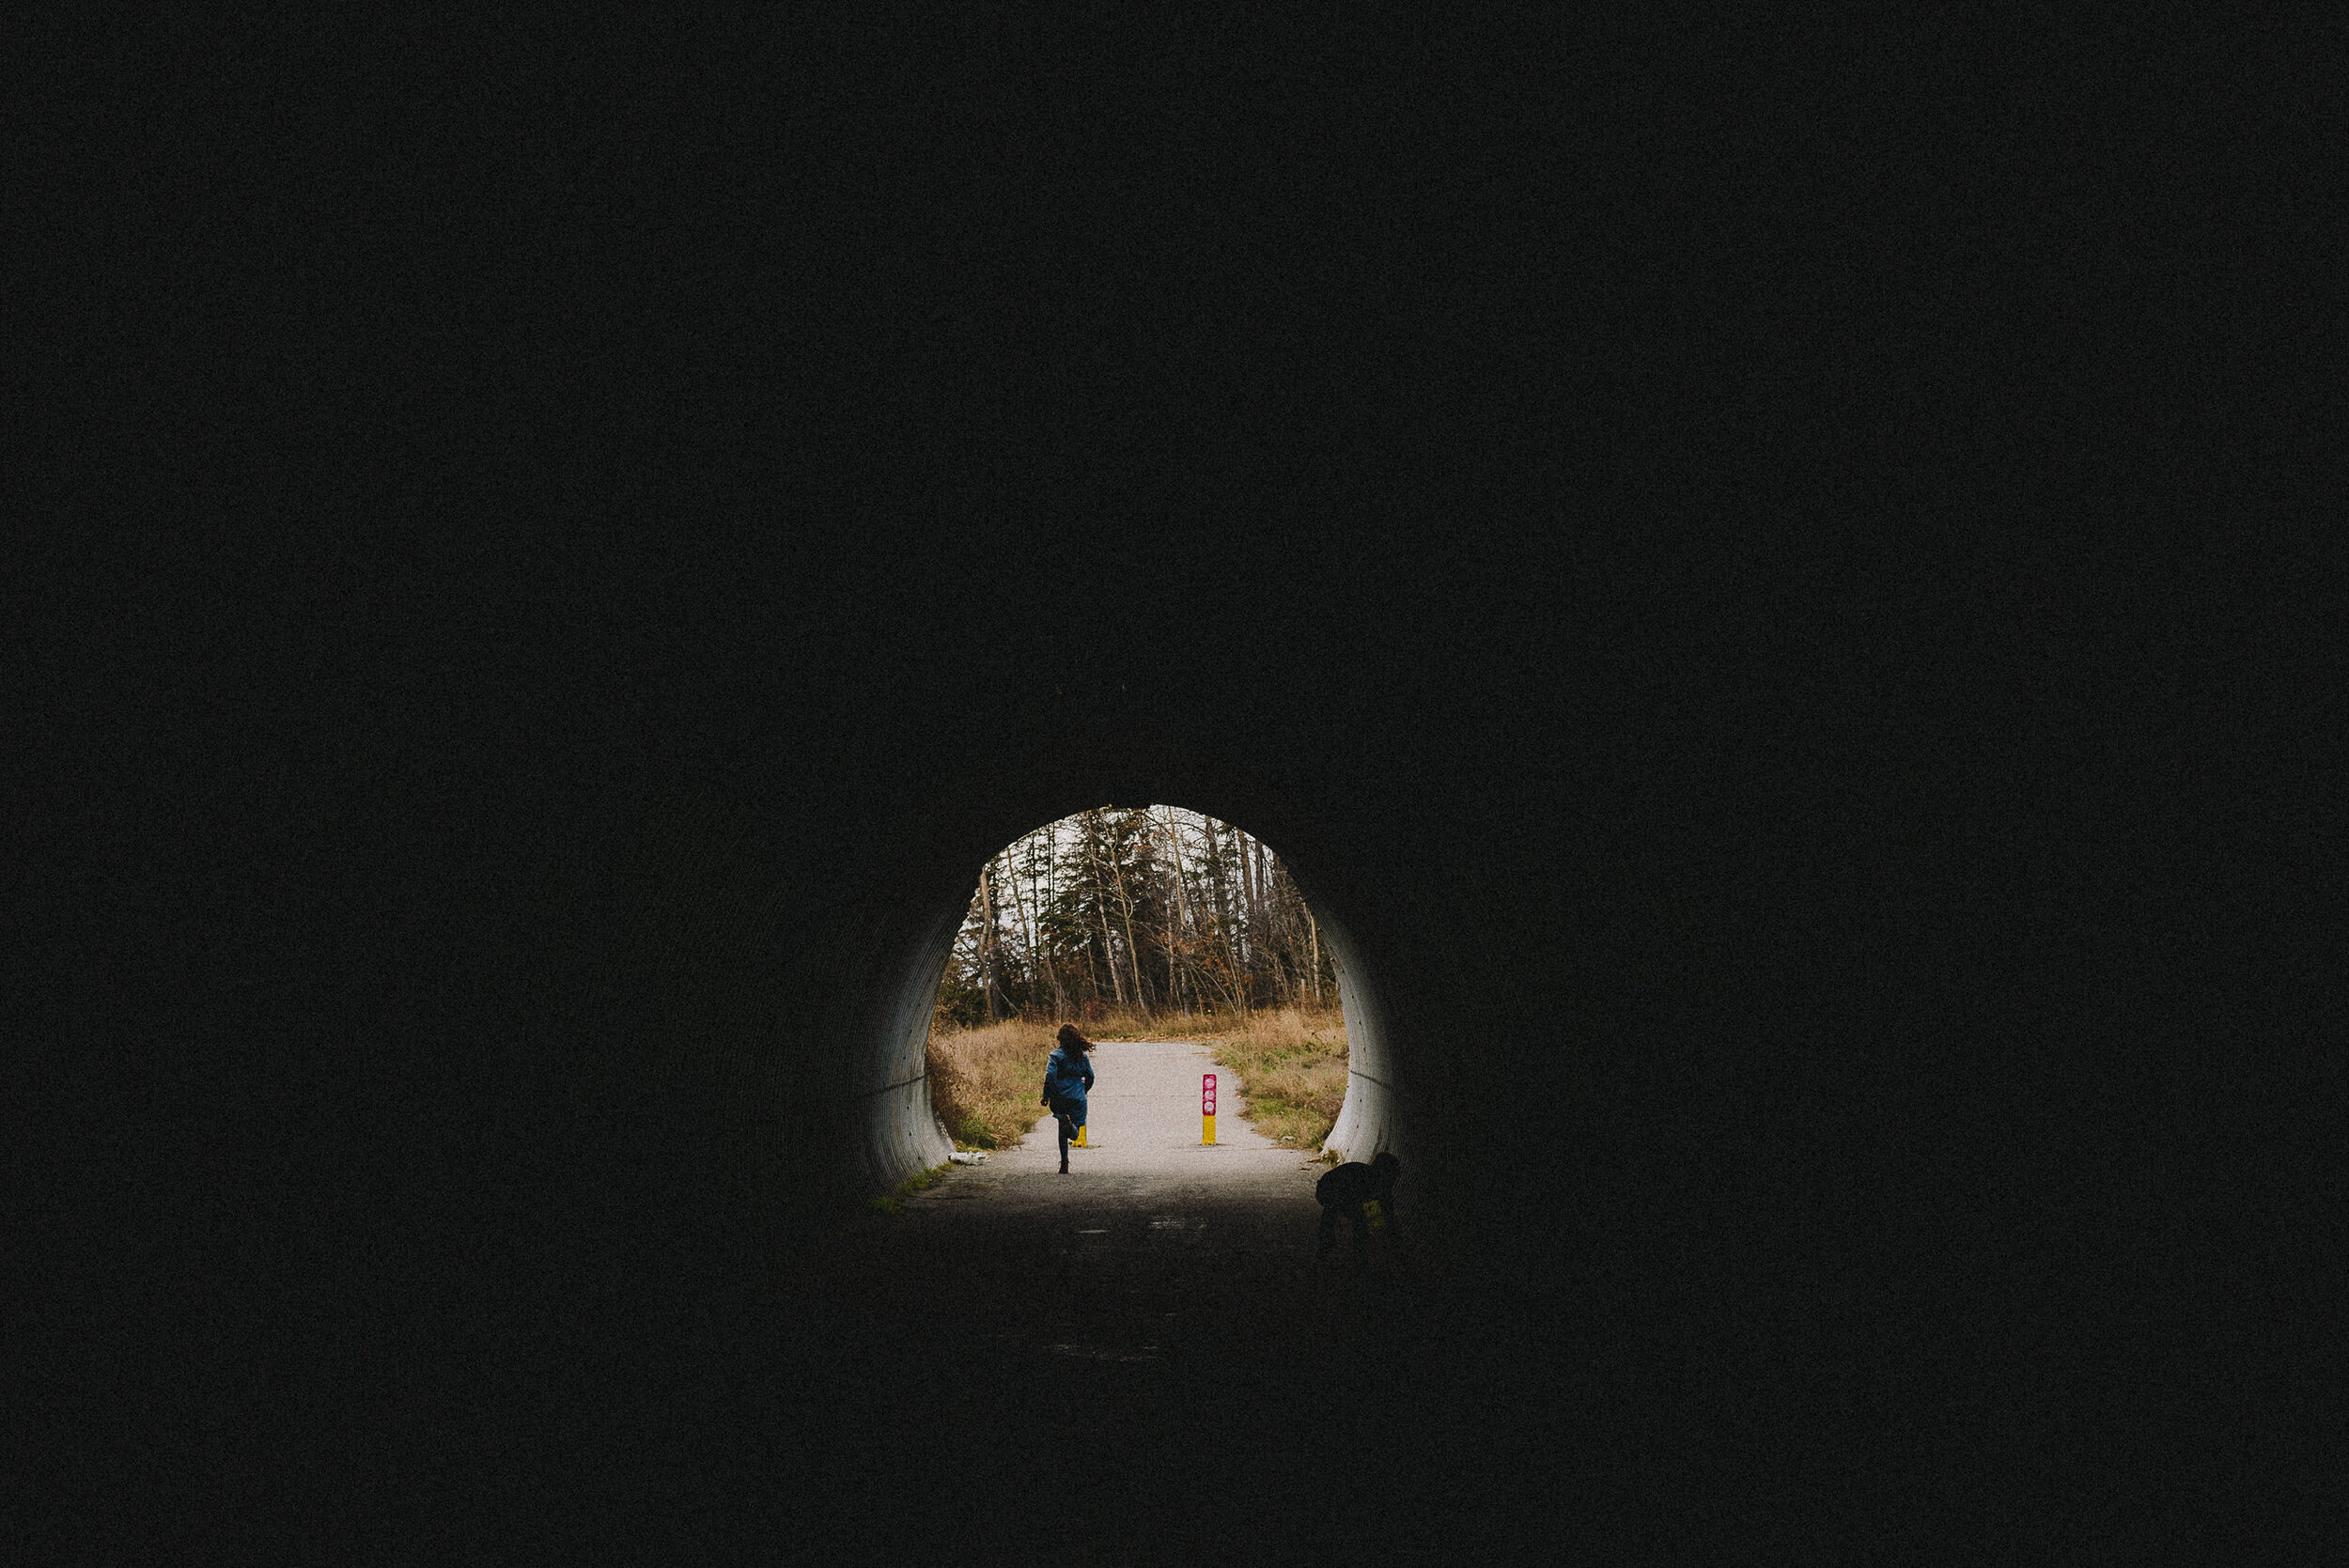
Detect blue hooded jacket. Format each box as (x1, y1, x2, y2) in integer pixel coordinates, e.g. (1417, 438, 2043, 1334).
(1041, 1045, 1095, 1124)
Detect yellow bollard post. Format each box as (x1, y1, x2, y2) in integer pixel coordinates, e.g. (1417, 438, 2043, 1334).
(1202, 1073, 1218, 1145)
(1203, 1111, 1216, 1145)
(1076, 1123, 1089, 1148)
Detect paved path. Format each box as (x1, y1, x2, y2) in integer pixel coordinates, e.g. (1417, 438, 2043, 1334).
(988, 1034, 1308, 1172)
(379, 1043, 1544, 1561)
(754, 1039, 1478, 1561)
(343, 1044, 1994, 1559)
(893, 1038, 1336, 1379)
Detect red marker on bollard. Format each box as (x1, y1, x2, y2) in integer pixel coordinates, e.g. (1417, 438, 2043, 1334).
(1202, 1073, 1217, 1145)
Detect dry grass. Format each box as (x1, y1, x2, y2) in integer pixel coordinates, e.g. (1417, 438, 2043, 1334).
(926, 1004, 1351, 1155)
(1201, 1006, 1350, 1157)
(925, 1017, 1057, 1150)
(1065, 1006, 1210, 1041)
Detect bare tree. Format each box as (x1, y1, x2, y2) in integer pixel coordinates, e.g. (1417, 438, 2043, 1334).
(977, 855, 1005, 1018)
(1101, 812, 1152, 1014)
(940, 806, 1337, 1023)
(1005, 837, 1060, 1015)
(1081, 811, 1126, 1007)
(1307, 898, 1322, 1005)
(1160, 805, 1192, 1011)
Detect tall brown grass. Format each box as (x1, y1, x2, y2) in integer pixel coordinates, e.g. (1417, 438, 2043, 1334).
(925, 1004, 1351, 1154)
(1199, 1006, 1349, 1156)
(925, 1017, 1057, 1149)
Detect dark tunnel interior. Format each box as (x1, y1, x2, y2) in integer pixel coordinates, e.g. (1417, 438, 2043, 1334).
(26, 585, 2332, 1557)
(18, 15, 2336, 1560)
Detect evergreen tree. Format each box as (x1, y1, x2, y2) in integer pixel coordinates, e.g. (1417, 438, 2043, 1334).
(934, 805, 1337, 1024)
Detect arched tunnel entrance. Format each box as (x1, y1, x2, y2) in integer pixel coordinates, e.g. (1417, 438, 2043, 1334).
(434, 761, 1503, 1558)
(745, 798, 1468, 1563)
(847, 800, 1401, 1195)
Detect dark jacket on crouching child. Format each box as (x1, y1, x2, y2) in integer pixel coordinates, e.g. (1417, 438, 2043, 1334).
(1315, 1151, 1401, 1253)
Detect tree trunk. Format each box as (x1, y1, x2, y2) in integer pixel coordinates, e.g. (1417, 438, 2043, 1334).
(1103, 812, 1151, 1016)
(1231, 816, 1250, 1009)
(1306, 900, 1321, 1007)
(1161, 806, 1192, 1012)
(1272, 853, 1301, 1005)
(1084, 814, 1125, 1007)
(1236, 825, 1259, 993)
(1003, 846, 1036, 1016)
(1048, 827, 1072, 1014)
(978, 857, 1003, 1019)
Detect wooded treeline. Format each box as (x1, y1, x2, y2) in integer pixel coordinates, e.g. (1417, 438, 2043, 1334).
(935, 807, 1336, 1028)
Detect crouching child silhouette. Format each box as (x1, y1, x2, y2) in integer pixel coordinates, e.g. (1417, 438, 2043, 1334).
(1315, 1151, 1401, 1255)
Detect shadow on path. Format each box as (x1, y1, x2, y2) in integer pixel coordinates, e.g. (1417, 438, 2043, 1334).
(366, 1044, 1754, 1560)
(768, 1039, 1476, 1559)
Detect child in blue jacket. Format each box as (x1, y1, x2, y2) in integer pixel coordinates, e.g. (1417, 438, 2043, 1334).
(1040, 1024, 1097, 1173)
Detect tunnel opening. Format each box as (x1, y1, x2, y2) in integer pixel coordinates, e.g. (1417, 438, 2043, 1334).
(819, 799, 1405, 1206)
(926, 806, 1352, 1158)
